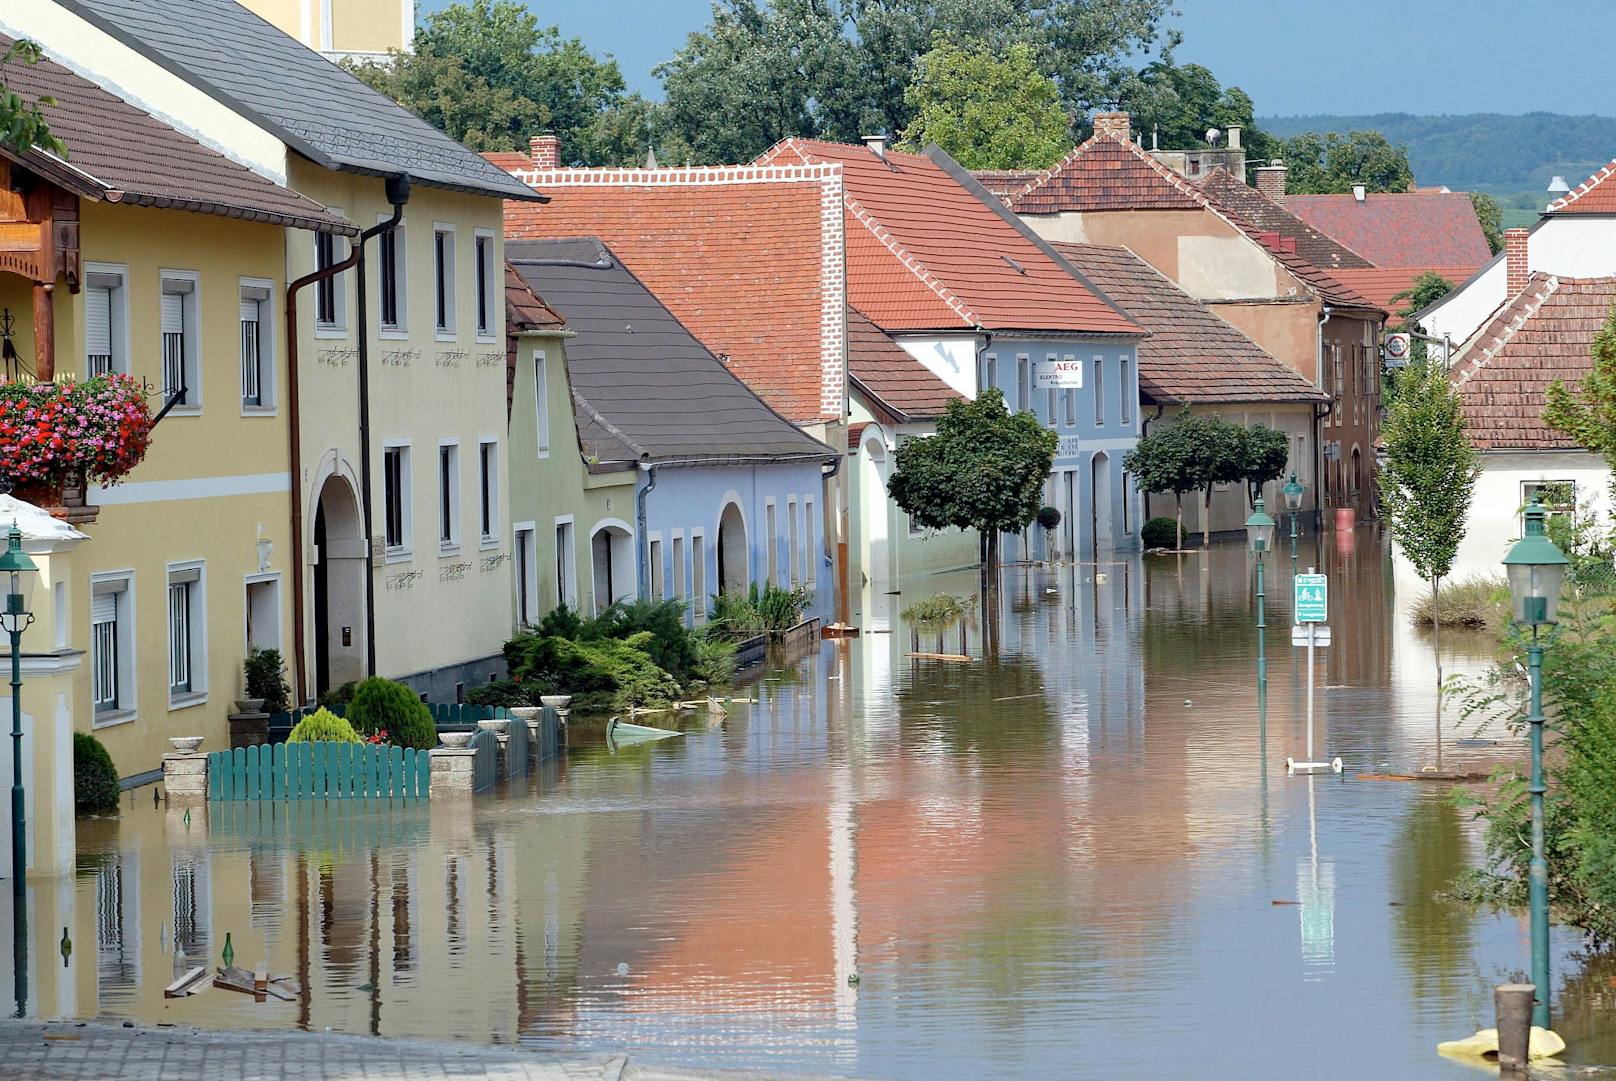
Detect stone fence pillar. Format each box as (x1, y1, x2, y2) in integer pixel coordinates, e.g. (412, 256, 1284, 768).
(428, 746, 476, 797)
(162, 752, 209, 801)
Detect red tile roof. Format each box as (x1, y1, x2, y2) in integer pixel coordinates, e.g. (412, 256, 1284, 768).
(1548, 158, 1616, 214)
(1331, 267, 1481, 318)
(763, 138, 1141, 336)
(1055, 243, 1328, 406)
(1450, 274, 1616, 450)
(504, 263, 565, 332)
(972, 169, 1043, 200)
(1283, 192, 1492, 269)
(846, 308, 961, 421)
(498, 164, 843, 424)
(1197, 169, 1371, 270)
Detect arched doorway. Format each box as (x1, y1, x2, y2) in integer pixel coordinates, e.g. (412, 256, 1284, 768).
(312, 474, 366, 694)
(1090, 452, 1113, 557)
(589, 522, 634, 615)
(717, 502, 748, 596)
(1350, 446, 1363, 506)
(859, 435, 889, 594)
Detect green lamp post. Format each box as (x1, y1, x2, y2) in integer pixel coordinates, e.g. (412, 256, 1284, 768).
(0, 523, 38, 898)
(1282, 474, 1305, 567)
(1501, 501, 1568, 1031)
(1245, 497, 1277, 740)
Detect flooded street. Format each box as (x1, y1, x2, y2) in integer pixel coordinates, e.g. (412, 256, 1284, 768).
(17, 530, 1616, 1079)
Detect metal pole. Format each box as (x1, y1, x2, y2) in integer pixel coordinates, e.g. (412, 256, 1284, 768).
(1256, 552, 1267, 739)
(9, 623, 23, 897)
(1289, 511, 1298, 568)
(1527, 633, 1550, 1030)
(1305, 571, 1316, 766)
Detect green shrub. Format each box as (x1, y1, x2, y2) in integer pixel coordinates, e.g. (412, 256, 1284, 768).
(318, 680, 357, 711)
(465, 679, 533, 707)
(902, 592, 967, 630)
(286, 707, 362, 743)
(1410, 575, 1508, 630)
(504, 630, 679, 713)
(691, 628, 737, 686)
(73, 731, 120, 816)
(1036, 505, 1062, 531)
(1142, 516, 1181, 550)
(535, 604, 584, 640)
(710, 582, 813, 637)
(345, 677, 436, 749)
(585, 598, 698, 683)
(243, 647, 291, 712)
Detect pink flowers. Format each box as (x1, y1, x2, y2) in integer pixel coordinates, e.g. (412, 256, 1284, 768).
(0, 374, 153, 488)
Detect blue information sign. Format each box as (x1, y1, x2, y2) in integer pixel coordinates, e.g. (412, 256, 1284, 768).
(1295, 573, 1328, 623)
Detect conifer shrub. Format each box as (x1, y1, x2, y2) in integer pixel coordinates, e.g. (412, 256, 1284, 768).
(345, 677, 436, 749)
(286, 707, 362, 743)
(73, 731, 120, 816)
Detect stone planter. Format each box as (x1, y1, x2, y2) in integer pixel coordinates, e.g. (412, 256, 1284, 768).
(169, 736, 204, 754)
(439, 731, 472, 749)
(477, 718, 511, 735)
(234, 697, 265, 714)
(227, 711, 270, 749)
(539, 694, 572, 709)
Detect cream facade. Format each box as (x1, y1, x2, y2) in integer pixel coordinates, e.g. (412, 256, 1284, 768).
(237, 0, 414, 62)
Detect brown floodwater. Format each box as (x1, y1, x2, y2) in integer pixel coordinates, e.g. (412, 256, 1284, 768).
(12, 528, 1616, 1079)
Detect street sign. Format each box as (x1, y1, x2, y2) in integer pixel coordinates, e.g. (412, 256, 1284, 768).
(1295, 573, 1328, 623)
(1292, 624, 1331, 647)
(1383, 332, 1410, 368)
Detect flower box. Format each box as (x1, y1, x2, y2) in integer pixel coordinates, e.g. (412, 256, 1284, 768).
(0, 374, 152, 520)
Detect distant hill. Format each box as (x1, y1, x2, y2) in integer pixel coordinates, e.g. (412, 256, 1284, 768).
(1259, 112, 1616, 194)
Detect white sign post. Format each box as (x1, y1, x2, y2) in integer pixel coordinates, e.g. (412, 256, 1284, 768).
(1289, 568, 1343, 775)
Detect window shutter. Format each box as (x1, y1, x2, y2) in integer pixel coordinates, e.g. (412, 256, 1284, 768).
(161, 292, 184, 334)
(240, 296, 260, 324)
(91, 591, 117, 625)
(86, 285, 112, 357)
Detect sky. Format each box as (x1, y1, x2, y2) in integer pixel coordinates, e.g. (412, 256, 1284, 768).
(418, 0, 1616, 117)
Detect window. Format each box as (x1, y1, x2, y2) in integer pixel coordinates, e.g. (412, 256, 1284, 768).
(83, 264, 128, 376)
(245, 576, 281, 653)
(383, 443, 411, 554)
(788, 498, 800, 584)
(804, 499, 816, 587)
(478, 440, 498, 545)
(438, 441, 460, 550)
(1046, 388, 1058, 427)
(533, 351, 551, 457)
(672, 535, 686, 600)
(983, 353, 997, 395)
(240, 281, 273, 410)
(1092, 356, 1105, 425)
(766, 502, 779, 584)
(1522, 480, 1576, 526)
(554, 518, 577, 609)
(1017, 355, 1031, 412)
(690, 533, 707, 622)
(1120, 357, 1133, 425)
(160, 273, 200, 408)
(514, 526, 535, 625)
(314, 232, 345, 330)
(475, 231, 496, 338)
(649, 536, 664, 599)
(378, 221, 404, 331)
(1063, 389, 1076, 427)
(433, 225, 456, 335)
(167, 562, 205, 704)
(91, 575, 133, 718)
(1122, 471, 1133, 534)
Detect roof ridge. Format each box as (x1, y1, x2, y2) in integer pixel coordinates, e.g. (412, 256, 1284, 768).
(1548, 157, 1616, 213)
(1011, 132, 1210, 212)
(843, 194, 977, 327)
(1453, 274, 1561, 388)
(512, 162, 843, 187)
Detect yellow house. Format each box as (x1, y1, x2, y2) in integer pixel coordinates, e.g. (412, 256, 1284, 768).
(236, 0, 414, 63)
(0, 43, 355, 814)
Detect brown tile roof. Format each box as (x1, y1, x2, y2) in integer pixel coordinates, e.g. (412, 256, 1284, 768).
(764, 138, 1142, 337)
(504, 264, 565, 332)
(1054, 243, 1328, 406)
(500, 165, 840, 424)
(1332, 267, 1480, 318)
(1548, 158, 1616, 214)
(1196, 169, 1372, 270)
(1283, 191, 1492, 269)
(846, 308, 961, 421)
(0, 34, 353, 234)
(971, 169, 1042, 200)
(1450, 274, 1616, 450)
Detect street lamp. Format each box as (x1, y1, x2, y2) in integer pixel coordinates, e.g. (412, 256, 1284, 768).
(1246, 497, 1277, 741)
(1282, 473, 1305, 567)
(1501, 501, 1568, 1031)
(0, 523, 37, 899)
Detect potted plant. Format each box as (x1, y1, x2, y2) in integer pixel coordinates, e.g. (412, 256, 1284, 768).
(241, 647, 290, 714)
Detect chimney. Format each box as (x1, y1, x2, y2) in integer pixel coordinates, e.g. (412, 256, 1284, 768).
(1226, 125, 1241, 150)
(1505, 227, 1530, 296)
(1352, 184, 1366, 203)
(1092, 111, 1131, 141)
(1255, 160, 1287, 200)
(862, 133, 889, 160)
(529, 132, 560, 168)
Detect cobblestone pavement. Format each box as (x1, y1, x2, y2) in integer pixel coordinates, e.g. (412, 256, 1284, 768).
(0, 1020, 864, 1081)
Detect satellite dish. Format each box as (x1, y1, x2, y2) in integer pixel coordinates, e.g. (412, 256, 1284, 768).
(1205, 127, 1221, 146)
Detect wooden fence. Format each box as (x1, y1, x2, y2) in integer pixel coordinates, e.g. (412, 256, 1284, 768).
(468, 728, 498, 793)
(207, 741, 430, 801)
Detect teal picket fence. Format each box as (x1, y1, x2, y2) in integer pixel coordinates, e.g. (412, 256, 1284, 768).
(467, 728, 498, 793)
(207, 741, 430, 801)
(268, 703, 509, 742)
(505, 716, 530, 779)
(208, 798, 431, 854)
(538, 706, 561, 760)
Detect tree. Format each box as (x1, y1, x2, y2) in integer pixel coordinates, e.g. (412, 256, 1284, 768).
(1118, 60, 1278, 164)
(1235, 424, 1291, 507)
(346, 0, 631, 161)
(1545, 304, 1616, 507)
(1, 39, 64, 156)
(1123, 409, 1217, 549)
(1470, 191, 1503, 255)
(1377, 360, 1480, 695)
(886, 387, 1058, 568)
(1280, 130, 1414, 194)
(898, 40, 1070, 169)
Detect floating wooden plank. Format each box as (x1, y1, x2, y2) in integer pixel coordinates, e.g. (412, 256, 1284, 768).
(214, 965, 259, 996)
(164, 966, 208, 998)
(1358, 771, 1492, 783)
(909, 651, 973, 662)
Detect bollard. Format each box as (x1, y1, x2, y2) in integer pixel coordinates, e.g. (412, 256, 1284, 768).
(1495, 983, 1534, 1075)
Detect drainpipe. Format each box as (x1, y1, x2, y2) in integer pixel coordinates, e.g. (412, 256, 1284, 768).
(353, 175, 411, 679)
(821, 454, 842, 624)
(635, 457, 656, 598)
(1140, 403, 1166, 519)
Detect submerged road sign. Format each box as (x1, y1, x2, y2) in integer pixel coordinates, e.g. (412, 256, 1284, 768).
(1295, 573, 1328, 623)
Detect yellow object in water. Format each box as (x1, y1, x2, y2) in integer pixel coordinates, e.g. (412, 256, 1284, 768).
(1436, 1026, 1566, 1061)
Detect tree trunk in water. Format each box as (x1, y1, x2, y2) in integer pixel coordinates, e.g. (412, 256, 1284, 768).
(1203, 487, 1214, 547)
(1432, 575, 1442, 705)
(1175, 494, 1184, 551)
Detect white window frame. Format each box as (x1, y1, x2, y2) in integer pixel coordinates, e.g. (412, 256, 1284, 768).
(804, 498, 816, 588)
(166, 560, 207, 710)
(787, 497, 800, 584)
(382, 440, 413, 562)
(433, 222, 457, 339)
(239, 277, 275, 414)
(512, 521, 537, 626)
(982, 352, 998, 397)
(648, 532, 665, 599)
(1092, 354, 1105, 426)
(312, 225, 349, 337)
(90, 570, 136, 727)
(554, 515, 578, 610)
(1016, 354, 1031, 413)
(159, 270, 202, 413)
(1120, 355, 1134, 425)
(671, 531, 686, 602)
(437, 438, 461, 553)
(474, 228, 497, 342)
(377, 215, 407, 338)
(533, 348, 551, 458)
(243, 572, 283, 655)
(477, 438, 499, 548)
(765, 498, 779, 585)
(689, 530, 708, 623)
(83, 262, 130, 378)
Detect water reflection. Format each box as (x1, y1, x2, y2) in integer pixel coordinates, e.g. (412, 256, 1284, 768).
(3, 536, 1611, 1079)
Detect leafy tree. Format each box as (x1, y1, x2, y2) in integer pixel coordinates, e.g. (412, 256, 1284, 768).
(1120, 60, 1278, 164)
(1123, 408, 1217, 549)
(347, 0, 633, 162)
(1377, 361, 1480, 694)
(898, 40, 1069, 169)
(1235, 424, 1291, 507)
(1544, 304, 1616, 508)
(1470, 191, 1504, 254)
(1280, 130, 1414, 194)
(887, 387, 1058, 568)
(1, 39, 65, 156)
